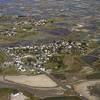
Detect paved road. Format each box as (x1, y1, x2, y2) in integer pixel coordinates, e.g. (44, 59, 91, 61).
(74, 80, 100, 100)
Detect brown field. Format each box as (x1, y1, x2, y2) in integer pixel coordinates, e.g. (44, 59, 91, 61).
(5, 74, 57, 88)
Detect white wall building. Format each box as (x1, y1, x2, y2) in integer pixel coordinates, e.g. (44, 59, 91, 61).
(10, 92, 28, 100)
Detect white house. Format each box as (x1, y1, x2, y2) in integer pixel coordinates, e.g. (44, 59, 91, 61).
(10, 92, 29, 100)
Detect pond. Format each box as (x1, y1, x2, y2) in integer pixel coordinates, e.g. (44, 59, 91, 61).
(39, 28, 70, 36)
(81, 55, 99, 65)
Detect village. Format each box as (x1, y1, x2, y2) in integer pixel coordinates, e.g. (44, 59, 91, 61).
(0, 0, 100, 100)
(0, 39, 92, 100)
(0, 16, 47, 37)
(1, 40, 89, 74)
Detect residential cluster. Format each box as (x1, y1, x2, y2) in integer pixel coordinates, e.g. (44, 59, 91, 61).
(0, 16, 48, 37)
(3, 40, 89, 74)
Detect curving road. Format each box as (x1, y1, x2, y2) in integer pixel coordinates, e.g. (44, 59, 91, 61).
(74, 80, 100, 100)
(0, 76, 64, 98)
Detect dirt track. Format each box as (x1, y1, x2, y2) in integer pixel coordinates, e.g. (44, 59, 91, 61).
(0, 75, 64, 98)
(74, 80, 100, 100)
(5, 74, 57, 88)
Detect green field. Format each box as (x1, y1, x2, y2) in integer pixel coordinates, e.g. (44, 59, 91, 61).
(0, 88, 38, 100)
(87, 72, 100, 79)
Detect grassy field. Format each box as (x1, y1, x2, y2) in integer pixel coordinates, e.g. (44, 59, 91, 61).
(0, 88, 13, 100)
(0, 88, 38, 100)
(0, 51, 8, 64)
(86, 72, 100, 79)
